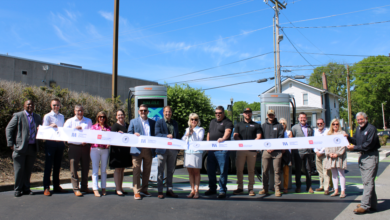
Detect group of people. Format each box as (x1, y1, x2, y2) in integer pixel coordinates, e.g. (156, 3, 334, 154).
(5, 99, 381, 215)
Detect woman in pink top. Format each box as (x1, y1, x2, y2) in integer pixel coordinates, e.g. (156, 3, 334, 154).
(90, 111, 111, 197)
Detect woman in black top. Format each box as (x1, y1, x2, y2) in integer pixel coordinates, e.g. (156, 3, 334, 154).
(109, 109, 132, 196)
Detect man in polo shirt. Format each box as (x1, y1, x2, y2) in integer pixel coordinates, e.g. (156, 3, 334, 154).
(313, 118, 333, 194)
(259, 109, 284, 197)
(63, 104, 93, 197)
(205, 106, 233, 199)
(233, 108, 262, 196)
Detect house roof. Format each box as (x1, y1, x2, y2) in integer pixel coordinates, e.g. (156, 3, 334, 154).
(262, 78, 342, 98)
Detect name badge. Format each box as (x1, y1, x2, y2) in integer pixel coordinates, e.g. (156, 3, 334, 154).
(274, 128, 277, 130)
(364, 131, 367, 135)
(250, 125, 254, 127)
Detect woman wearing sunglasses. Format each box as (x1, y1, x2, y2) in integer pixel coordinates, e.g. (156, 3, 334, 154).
(182, 113, 204, 199)
(324, 118, 347, 198)
(279, 118, 292, 194)
(90, 111, 111, 197)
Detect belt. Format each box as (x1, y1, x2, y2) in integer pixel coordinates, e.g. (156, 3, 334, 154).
(360, 150, 378, 155)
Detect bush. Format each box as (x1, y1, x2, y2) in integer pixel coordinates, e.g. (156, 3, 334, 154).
(379, 135, 388, 146)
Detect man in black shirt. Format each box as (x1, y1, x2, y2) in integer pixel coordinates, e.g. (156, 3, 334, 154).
(259, 109, 284, 197)
(345, 112, 380, 214)
(233, 108, 262, 196)
(205, 106, 233, 199)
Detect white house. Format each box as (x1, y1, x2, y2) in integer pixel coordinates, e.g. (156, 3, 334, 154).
(262, 78, 341, 128)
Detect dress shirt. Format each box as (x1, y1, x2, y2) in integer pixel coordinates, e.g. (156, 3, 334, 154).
(284, 130, 292, 152)
(43, 110, 64, 127)
(300, 123, 309, 137)
(63, 116, 92, 145)
(90, 124, 111, 149)
(165, 118, 174, 136)
(141, 118, 150, 136)
(25, 110, 36, 144)
(313, 127, 329, 154)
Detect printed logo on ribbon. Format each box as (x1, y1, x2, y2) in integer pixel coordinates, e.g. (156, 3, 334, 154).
(168, 142, 172, 145)
(193, 144, 200, 149)
(309, 140, 314, 144)
(141, 139, 146, 143)
(97, 135, 102, 139)
(283, 142, 288, 146)
(71, 133, 77, 137)
(264, 142, 271, 148)
(289, 141, 298, 145)
(212, 144, 217, 148)
(122, 136, 129, 143)
(239, 143, 243, 147)
(333, 137, 341, 144)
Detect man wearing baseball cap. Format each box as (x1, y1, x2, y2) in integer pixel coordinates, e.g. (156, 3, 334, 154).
(233, 108, 262, 196)
(259, 109, 284, 197)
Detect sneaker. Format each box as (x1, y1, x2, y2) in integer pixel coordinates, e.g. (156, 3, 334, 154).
(275, 190, 282, 197)
(204, 190, 217, 196)
(248, 190, 256, 196)
(233, 189, 244, 195)
(258, 189, 269, 195)
(217, 192, 226, 199)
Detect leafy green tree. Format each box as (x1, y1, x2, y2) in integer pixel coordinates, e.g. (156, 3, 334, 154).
(351, 56, 390, 127)
(166, 84, 215, 137)
(248, 101, 260, 111)
(307, 62, 348, 119)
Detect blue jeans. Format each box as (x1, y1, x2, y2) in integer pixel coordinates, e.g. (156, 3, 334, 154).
(43, 141, 65, 189)
(207, 151, 230, 193)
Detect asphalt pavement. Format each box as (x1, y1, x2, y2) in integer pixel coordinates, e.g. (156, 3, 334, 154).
(0, 152, 389, 220)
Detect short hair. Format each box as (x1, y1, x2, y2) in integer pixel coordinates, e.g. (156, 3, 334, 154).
(356, 112, 368, 119)
(116, 109, 125, 116)
(317, 118, 324, 123)
(298, 112, 307, 117)
(279, 118, 287, 124)
(95, 111, 108, 127)
(51, 98, 60, 103)
(215, 106, 225, 111)
(74, 104, 84, 110)
(188, 113, 201, 127)
(139, 104, 149, 109)
(25, 99, 34, 104)
(163, 106, 172, 111)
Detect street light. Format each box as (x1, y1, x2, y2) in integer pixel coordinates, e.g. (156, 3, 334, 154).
(230, 98, 234, 125)
(382, 101, 387, 130)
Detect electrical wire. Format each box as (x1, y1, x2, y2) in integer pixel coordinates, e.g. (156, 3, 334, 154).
(281, 20, 390, 29)
(203, 80, 255, 90)
(281, 51, 383, 57)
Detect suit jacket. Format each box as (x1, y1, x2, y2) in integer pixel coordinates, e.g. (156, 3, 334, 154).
(291, 123, 314, 154)
(128, 117, 156, 156)
(6, 111, 42, 153)
(155, 118, 179, 154)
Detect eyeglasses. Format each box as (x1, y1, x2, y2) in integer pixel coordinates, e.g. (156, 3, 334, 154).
(99, 116, 106, 119)
(215, 112, 223, 115)
(140, 110, 148, 112)
(317, 123, 323, 125)
(52, 104, 60, 107)
(281, 123, 286, 125)
(332, 123, 339, 126)
(191, 118, 198, 121)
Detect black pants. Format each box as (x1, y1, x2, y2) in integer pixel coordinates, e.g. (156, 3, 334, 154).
(43, 141, 65, 189)
(293, 150, 313, 190)
(13, 145, 37, 192)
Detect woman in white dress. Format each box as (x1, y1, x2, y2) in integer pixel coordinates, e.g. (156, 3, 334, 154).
(182, 113, 204, 199)
(279, 118, 292, 194)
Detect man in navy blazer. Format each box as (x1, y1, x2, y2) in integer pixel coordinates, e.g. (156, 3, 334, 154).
(128, 104, 156, 200)
(155, 106, 179, 199)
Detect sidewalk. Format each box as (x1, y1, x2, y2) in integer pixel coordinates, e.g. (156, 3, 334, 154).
(335, 152, 390, 219)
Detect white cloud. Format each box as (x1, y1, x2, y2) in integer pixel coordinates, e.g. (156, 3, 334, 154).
(53, 25, 71, 43)
(64, 9, 78, 21)
(99, 11, 113, 21)
(160, 42, 192, 51)
(373, 8, 387, 14)
(86, 24, 102, 39)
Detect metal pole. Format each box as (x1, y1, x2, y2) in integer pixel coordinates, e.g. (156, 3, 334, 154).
(112, 0, 120, 102)
(382, 103, 386, 129)
(231, 99, 234, 125)
(275, 2, 281, 93)
(346, 65, 352, 136)
(273, 16, 277, 93)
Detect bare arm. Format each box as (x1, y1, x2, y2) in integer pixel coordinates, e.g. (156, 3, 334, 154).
(218, 129, 232, 143)
(207, 132, 210, 141)
(233, 133, 241, 140)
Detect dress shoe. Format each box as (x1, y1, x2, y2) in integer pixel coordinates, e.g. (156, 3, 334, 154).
(324, 190, 330, 195)
(283, 189, 288, 194)
(14, 191, 22, 197)
(139, 191, 151, 197)
(44, 189, 51, 196)
(23, 190, 34, 195)
(275, 190, 282, 197)
(158, 192, 165, 199)
(80, 188, 93, 194)
(295, 188, 301, 193)
(258, 189, 269, 195)
(166, 190, 179, 198)
(233, 189, 243, 195)
(74, 191, 83, 197)
(53, 186, 67, 193)
(102, 189, 106, 196)
(249, 190, 256, 196)
(356, 204, 377, 212)
(307, 187, 314, 194)
(354, 207, 369, 214)
(217, 192, 226, 199)
(315, 187, 324, 192)
(134, 193, 141, 200)
(93, 190, 101, 197)
(204, 190, 217, 196)
(122, 191, 129, 195)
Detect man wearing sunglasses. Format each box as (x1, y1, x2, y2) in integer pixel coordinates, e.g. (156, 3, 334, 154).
(233, 108, 262, 196)
(313, 118, 333, 194)
(345, 112, 380, 214)
(206, 106, 233, 199)
(128, 104, 156, 200)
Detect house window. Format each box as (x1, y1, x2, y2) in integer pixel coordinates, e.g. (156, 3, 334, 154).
(22, 71, 27, 75)
(289, 83, 292, 88)
(303, 93, 308, 105)
(334, 100, 336, 108)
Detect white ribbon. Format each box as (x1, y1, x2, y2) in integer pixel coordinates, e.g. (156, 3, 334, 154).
(36, 126, 349, 151)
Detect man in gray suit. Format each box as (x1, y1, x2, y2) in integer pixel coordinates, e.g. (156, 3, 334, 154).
(6, 100, 42, 197)
(128, 104, 156, 200)
(291, 112, 314, 193)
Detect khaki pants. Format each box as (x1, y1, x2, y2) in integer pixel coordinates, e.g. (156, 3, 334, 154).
(316, 154, 332, 190)
(68, 144, 90, 191)
(132, 148, 153, 194)
(262, 150, 282, 191)
(236, 151, 257, 190)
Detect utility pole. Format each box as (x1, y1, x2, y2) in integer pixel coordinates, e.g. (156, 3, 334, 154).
(265, 0, 286, 93)
(382, 102, 387, 130)
(273, 17, 277, 93)
(111, 0, 120, 102)
(346, 65, 353, 136)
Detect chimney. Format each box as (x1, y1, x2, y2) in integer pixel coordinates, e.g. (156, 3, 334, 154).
(322, 72, 328, 91)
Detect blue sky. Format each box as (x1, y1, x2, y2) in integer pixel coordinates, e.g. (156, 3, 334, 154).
(1, 0, 389, 107)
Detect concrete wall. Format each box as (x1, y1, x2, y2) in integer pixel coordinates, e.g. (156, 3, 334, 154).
(0, 54, 158, 102)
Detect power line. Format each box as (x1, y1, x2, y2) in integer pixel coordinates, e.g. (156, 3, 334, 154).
(281, 51, 382, 57)
(203, 80, 255, 90)
(156, 52, 273, 81)
(281, 20, 390, 29)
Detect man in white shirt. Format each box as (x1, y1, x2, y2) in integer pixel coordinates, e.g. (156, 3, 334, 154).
(313, 118, 333, 194)
(63, 104, 92, 197)
(42, 98, 67, 196)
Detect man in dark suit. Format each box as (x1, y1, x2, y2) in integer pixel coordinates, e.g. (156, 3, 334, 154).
(155, 106, 179, 199)
(6, 100, 42, 197)
(128, 104, 156, 200)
